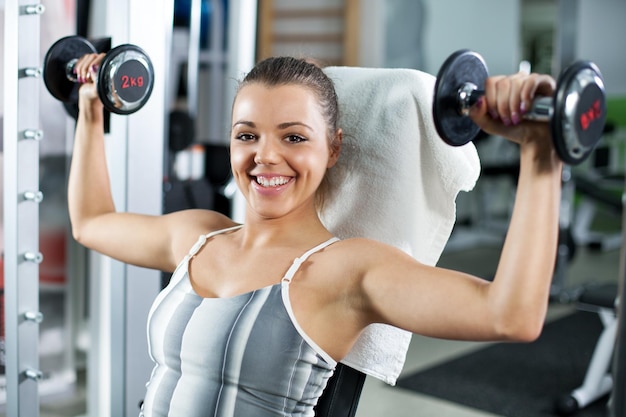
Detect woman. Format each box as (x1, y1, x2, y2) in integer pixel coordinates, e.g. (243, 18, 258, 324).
(69, 55, 561, 416)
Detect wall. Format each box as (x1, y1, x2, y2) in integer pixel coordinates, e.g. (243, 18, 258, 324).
(359, 0, 625, 97)
(577, 0, 626, 97)
(359, 0, 522, 77)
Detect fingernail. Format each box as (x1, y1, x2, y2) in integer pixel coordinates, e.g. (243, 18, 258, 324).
(511, 112, 520, 125)
(501, 116, 511, 126)
(91, 64, 98, 72)
(489, 110, 499, 120)
(474, 96, 484, 108)
(520, 101, 527, 114)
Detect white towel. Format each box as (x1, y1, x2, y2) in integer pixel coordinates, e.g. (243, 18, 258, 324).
(320, 66, 481, 385)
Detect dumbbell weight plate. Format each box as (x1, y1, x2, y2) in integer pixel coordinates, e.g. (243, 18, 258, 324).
(97, 44, 155, 115)
(43, 36, 97, 103)
(551, 61, 606, 165)
(433, 49, 488, 146)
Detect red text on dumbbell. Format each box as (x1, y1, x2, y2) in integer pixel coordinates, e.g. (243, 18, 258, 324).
(121, 75, 144, 89)
(580, 99, 602, 131)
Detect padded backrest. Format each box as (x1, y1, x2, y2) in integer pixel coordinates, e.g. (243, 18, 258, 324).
(314, 363, 366, 417)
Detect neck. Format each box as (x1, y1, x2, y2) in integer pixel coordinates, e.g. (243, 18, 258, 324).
(240, 207, 332, 249)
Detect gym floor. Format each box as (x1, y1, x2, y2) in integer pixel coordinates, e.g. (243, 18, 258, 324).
(355, 242, 621, 417)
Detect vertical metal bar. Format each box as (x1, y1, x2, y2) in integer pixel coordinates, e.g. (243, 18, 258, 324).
(223, 0, 258, 142)
(224, 0, 257, 222)
(554, 0, 578, 75)
(610, 178, 626, 417)
(78, 1, 129, 415)
(102, 2, 130, 415)
(206, 0, 225, 142)
(3, 1, 21, 410)
(550, 0, 579, 300)
(125, 0, 172, 415)
(80, 1, 170, 416)
(3, 0, 43, 416)
(187, 0, 202, 119)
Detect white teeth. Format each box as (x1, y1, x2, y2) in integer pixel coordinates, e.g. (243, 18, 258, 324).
(256, 176, 290, 187)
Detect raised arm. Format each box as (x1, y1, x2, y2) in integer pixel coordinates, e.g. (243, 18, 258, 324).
(67, 54, 231, 271)
(358, 72, 562, 342)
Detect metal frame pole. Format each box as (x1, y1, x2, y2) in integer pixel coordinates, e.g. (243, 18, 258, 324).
(3, 0, 44, 415)
(610, 155, 626, 417)
(81, 1, 172, 415)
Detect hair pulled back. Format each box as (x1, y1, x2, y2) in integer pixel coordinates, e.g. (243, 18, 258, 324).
(239, 56, 340, 143)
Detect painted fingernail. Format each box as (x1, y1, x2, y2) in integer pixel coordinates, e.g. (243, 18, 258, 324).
(511, 112, 520, 125)
(91, 64, 98, 72)
(489, 110, 499, 120)
(501, 116, 511, 126)
(520, 101, 527, 114)
(474, 96, 484, 108)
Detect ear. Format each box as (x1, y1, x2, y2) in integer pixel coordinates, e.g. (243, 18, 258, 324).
(327, 128, 343, 168)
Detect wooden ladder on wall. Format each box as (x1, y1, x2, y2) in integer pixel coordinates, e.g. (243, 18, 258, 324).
(257, 0, 360, 66)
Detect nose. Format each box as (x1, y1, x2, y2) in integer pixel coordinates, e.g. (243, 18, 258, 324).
(254, 138, 281, 165)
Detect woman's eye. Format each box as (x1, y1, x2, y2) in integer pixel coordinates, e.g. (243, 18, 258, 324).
(286, 134, 306, 143)
(235, 133, 256, 142)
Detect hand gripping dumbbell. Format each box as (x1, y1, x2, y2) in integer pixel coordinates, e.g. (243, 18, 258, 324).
(43, 36, 154, 115)
(433, 49, 606, 165)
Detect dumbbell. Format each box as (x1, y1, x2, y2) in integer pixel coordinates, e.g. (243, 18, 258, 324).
(432, 49, 606, 165)
(43, 36, 154, 115)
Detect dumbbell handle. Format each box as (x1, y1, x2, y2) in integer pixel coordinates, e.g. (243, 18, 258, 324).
(458, 83, 553, 121)
(64, 58, 96, 83)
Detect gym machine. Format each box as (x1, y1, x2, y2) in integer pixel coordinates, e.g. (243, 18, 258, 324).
(613, 231, 626, 416)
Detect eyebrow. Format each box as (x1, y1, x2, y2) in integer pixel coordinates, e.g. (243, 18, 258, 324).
(277, 121, 313, 131)
(232, 120, 313, 131)
(232, 120, 255, 129)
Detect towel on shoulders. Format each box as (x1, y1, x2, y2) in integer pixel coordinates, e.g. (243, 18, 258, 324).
(320, 66, 481, 385)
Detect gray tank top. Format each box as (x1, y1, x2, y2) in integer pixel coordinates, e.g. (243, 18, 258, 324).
(141, 226, 339, 417)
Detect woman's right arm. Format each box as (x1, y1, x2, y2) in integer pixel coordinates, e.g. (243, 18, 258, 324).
(68, 55, 232, 272)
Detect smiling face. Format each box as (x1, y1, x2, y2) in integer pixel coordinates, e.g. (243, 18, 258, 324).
(230, 83, 340, 221)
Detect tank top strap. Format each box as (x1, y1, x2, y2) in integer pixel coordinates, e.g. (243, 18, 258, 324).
(187, 224, 243, 258)
(282, 237, 340, 283)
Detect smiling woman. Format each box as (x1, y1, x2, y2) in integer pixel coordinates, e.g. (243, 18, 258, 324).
(232, 57, 343, 214)
(68, 54, 563, 417)
(230, 83, 340, 219)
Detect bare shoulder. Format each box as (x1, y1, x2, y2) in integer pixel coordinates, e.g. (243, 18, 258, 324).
(321, 237, 417, 274)
(164, 209, 239, 260)
(165, 208, 236, 232)
(330, 237, 412, 259)
(309, 237, 425, 320)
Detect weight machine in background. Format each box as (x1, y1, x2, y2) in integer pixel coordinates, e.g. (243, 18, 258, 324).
(613, 211, 626, 416)
(164, 0, 232, 220)
(2, 2, 45, 415)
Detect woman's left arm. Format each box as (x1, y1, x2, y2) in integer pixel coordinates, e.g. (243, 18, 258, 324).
(358, 72, 562, 342)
